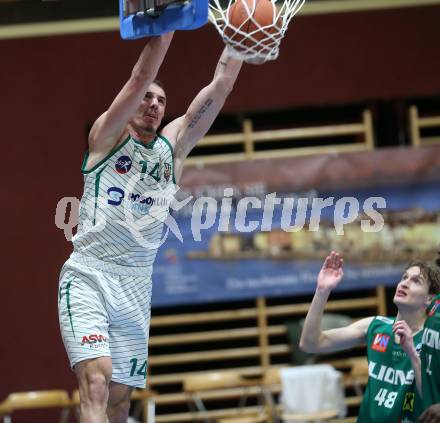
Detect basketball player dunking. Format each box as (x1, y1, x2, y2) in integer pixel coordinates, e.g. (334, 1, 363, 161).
(58, 33, 243, 422)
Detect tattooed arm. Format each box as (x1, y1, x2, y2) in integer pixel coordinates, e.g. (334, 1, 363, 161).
(162, 48, 243, 182)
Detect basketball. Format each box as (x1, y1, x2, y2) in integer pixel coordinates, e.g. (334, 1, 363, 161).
(225, 0, 281, 51)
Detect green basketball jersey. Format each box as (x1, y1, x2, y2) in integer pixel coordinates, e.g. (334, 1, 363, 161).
(357, 316, 423, 423)
(421, 294, 440, 410)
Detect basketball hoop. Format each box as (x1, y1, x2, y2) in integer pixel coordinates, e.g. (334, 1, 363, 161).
(208, 0, 305, 63)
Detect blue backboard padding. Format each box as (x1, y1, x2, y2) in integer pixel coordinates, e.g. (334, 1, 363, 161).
(120, 0, 208, 38)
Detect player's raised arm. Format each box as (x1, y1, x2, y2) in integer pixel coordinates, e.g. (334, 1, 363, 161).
(88, 33, 174, 158)
(162, 47, 242, 181)
(300, 252, 373, 353)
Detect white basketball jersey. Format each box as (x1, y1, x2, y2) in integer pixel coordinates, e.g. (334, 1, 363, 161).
(72, 135, 175, 267)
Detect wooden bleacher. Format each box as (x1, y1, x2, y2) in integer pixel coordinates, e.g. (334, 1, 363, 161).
(409, 105, 440, 147)
(186, 109, 374, 165)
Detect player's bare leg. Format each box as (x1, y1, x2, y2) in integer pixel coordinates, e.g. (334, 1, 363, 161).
(75, 357, 112, 423)
(107, 382, 133, 423)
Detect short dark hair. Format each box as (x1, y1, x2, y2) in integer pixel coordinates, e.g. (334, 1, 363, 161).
(152, 79, 165, 91)
(405, 260, 440, 295)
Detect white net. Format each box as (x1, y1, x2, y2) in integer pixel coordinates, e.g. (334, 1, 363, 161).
(208, 0, 305, 63)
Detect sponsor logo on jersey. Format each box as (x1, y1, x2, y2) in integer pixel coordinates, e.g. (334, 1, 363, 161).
(372, 333, 390, 352)
(164, 163, 171, 182)
(129, 193, 168, 206)
(106, 187, 172, 215)
(115, 156, 132, 174)
(402, 392, 415, 412)
(392, 342, 422, 361)
(81, 334, 107, 347)
(392, 349, 407, 361)
(369, 361, 415, 386)
(107, 187, 125, 206)
(428, 300, 440, 317)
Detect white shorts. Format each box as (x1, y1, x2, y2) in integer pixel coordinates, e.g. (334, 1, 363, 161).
(58, 252, 153, 388)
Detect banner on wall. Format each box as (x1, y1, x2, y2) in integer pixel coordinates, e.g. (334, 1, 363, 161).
(151, 146, 440, 307)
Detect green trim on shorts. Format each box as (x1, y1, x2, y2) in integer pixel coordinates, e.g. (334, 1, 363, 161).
(66, 278, 76, 339)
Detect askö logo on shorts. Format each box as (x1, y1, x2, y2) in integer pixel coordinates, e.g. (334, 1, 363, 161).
(372, 333, 390, 352)
(115, 156, 132, 174)
(81, 334, 108, 349)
